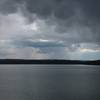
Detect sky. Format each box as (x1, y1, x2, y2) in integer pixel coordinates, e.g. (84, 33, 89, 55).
(0, 0, 100, 60)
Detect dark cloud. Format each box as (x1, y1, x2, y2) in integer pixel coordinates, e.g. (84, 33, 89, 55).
(25, 0, 76, 19)
(0, 0, 100, 60)
(77, 0, 100, 22)
(20, 0, 100, 22)
(1, 0, 100, 21)
(0, 0, 100, 45)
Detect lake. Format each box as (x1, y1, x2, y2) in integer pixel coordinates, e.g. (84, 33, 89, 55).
(0, 65, 100, 100)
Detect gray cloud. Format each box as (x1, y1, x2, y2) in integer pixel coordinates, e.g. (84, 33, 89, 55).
(0, 0, 100, 59)
(0, 0, 100, 21)
(0, 0, 100, 43)
(0, 42, 49, 59)
(13, 40, 65, 48)
(0, 40, 99, 60)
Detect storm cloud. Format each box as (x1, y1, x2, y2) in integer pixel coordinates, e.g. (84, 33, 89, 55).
(0, 0, 100, 19)
(0, 0, 100, 59)
(0, 0, 100, 42)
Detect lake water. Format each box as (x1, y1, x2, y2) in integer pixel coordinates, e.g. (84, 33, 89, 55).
(0, 65, 100, 100)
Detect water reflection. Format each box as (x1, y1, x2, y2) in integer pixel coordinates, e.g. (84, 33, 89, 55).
(0, 65, 100, 100)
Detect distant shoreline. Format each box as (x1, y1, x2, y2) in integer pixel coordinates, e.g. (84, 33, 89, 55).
(0, 59, 100, 65)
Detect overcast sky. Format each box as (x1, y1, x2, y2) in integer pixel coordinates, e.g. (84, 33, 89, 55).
(0, 0, 100, 60)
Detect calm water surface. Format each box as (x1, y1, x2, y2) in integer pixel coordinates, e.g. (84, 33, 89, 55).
(0, 65, 100, 100)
